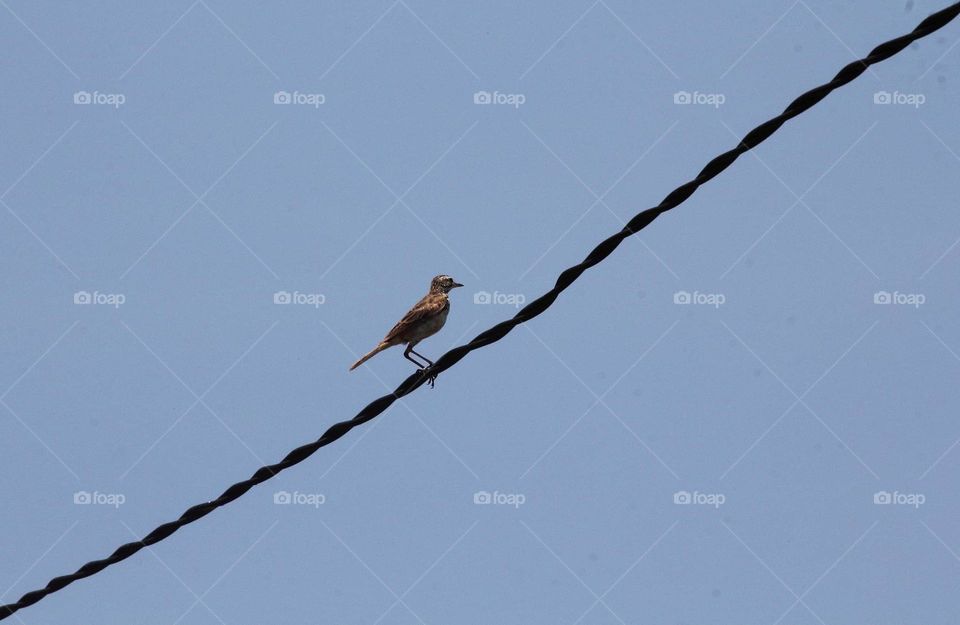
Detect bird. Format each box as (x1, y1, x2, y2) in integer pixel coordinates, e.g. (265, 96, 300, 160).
(349, 274, 463, 385)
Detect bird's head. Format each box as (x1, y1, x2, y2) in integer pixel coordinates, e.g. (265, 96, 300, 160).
(430, 274, 463, 294)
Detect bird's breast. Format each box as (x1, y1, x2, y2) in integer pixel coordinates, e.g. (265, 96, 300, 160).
(407, 303, 449, 342)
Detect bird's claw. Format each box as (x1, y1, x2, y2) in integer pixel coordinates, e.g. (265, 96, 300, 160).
(421, 367, 437, 388)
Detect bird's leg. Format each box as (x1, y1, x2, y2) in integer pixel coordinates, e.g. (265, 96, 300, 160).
(408, 348, 434, 368)
(403, 345, 430, 368)
(404, 345, 437, 388)
(409, 348, 437, 387)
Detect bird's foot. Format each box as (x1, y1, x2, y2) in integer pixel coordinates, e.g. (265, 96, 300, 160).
(420, 367, 437, 388)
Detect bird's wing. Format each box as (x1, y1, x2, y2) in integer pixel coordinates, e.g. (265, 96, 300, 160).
(383, 293, 448, 343)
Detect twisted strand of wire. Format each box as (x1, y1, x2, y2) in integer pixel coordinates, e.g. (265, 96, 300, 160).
(3, 3, 958, 619)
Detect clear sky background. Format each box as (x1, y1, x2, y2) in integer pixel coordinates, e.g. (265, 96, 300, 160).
(2, 1, 959, 623)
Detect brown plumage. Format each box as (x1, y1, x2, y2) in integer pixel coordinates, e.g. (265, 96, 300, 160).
(349, 275, 463, 378)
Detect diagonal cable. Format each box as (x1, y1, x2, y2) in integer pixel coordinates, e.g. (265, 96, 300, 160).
(2, 3, 958, 619)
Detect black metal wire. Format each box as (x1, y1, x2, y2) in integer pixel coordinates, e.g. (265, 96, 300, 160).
(4, 3, 959, 619)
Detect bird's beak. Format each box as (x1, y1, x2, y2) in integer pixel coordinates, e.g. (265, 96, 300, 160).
(452, 281, 464, 288)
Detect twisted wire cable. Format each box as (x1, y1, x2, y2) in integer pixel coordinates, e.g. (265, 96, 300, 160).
(3, 2, 958, 619)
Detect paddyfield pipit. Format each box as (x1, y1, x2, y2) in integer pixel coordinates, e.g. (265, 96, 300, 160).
(350, 275, 463, 384)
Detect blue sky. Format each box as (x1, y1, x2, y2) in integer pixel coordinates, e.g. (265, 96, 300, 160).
(2, 1, 959, 623)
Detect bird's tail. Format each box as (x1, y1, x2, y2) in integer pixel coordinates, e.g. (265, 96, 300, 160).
(349, 342, 391, 370)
